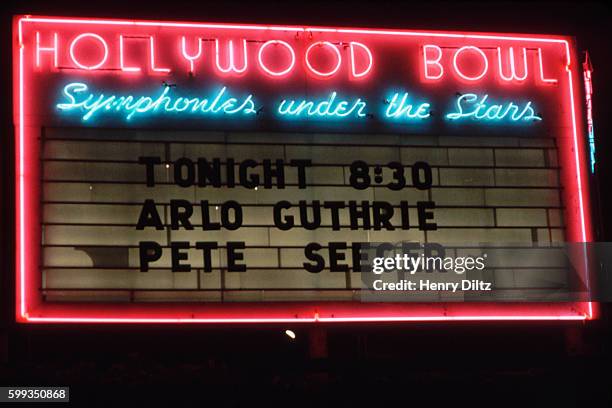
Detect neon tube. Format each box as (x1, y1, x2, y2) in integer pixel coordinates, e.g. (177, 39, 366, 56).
(445, 94, 541, 122)
(215, 39, 248, 74)
(349, 41, 373, 78)
(35, 31, 58, 68)
(119, 35, 140, 72)
(452, 46, 488, 81)
(69, 32, 109, 70)
(583, 54, 596, 173)
(497, 46, 528, 82)
(181, 36, 203, 74)
(56, 82, 257, 121)
(149, 36, 170, 73)
(257, 40, 296, 77)
(305, 41, 342, 78)
(537, 48, 558, 84)
(15, 16, 595, 323)
(422, 44, 444, 80)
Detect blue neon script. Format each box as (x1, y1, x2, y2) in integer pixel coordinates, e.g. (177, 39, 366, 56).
(446, 93, 541, 122)
(56, 82, 257, 121)
(278, 92, 367, 119)
(385, 93, 431, 119)
(55, 83, 544, 127)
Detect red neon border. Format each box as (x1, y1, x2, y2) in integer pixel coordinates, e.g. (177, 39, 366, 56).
(14, 15, 595, 323)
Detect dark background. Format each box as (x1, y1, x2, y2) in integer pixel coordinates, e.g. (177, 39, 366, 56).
(1, 1, 611, 406)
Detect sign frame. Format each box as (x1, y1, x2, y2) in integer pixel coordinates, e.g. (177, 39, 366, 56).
(13, 15, 595, 323)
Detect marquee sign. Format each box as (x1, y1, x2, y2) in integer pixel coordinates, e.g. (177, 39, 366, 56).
(13, 15, 594, 323)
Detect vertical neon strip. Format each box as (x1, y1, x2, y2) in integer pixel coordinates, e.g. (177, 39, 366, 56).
(18, 19, 26, 319)
(538, 48, 558, 84)
(582, 55, 595, 173)
(149, 36, 170, 73)
(565, 42, 587, 243)
(119, 35, 141, 72)
(564, 41, 593, 319)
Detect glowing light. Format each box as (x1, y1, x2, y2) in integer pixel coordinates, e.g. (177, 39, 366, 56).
(537, 48, 558, 84)
(56, 82, 257, 121)
(21, 312, 588, 324)
(149, 36, 170, 73)
(349, 41, 372, 78)
(305, 41, 342, 78)
(385, 92, 431, 119)
(278, 92, 366, 118)
(452, 46, 488, 81)
(285, 329, 296, 339)
(69, 33, 109, 70)
(16, 16, 595, 323)
(119, 35, 140, 72)
(422, 44, 443, 80)
(565, 40, 588, 243)
(181, 36, 203, 74)
(257, 40, 296, 77)
(316, 315, 588, 322)
(18, 20, 26, 320)
(35, 31, 58, 68)
(11, 15, 575, 43)
(497, 46, 528, 82)
(215, 39, 248, 74)
(583, 53, 595, 173)
(26, 316, 318, 323)
(446, 94, 541, 122)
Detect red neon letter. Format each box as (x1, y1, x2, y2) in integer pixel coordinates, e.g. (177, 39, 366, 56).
(497, 47, 528, 82)
(149, 36, 171, 73)
(305, 41, 342, 78)
(422, 45, 443, 80)
(181, 36, 203, 74)
(257, 40, 295, 77)
(119, 35, 141, 72)
(537, 48, 558, 84)
(349, 42, 373, 79)
(69, 33, 109, 70)
(215, 39, 248, 74)
(35, 31, 58, 68)
(453, 46, 488, 81)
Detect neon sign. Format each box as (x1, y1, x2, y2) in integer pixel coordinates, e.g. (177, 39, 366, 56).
(422, 44, 558, 84)
(56, 82, 542, 123)
(385, 93, 431, 120)
(258, 40, 296, 77)
(215, 39, 248, 75)
(14, 16, 595, 324)
(583, 53, 596, 173)
(57, 84, 541, 125)
(30, 29, 568, 85)
(278, 92, 367, 118)
(446, 94, 541, 122)
(56, 82, 257, 120)
(34, 31, 375, 80)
